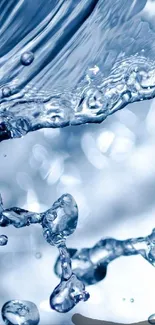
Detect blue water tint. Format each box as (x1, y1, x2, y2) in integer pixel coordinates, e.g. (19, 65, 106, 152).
(1, 0, 155, 140)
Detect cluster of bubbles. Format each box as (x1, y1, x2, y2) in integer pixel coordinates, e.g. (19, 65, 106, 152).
(0, 52, 34, 101)
(1, 55, 155, 141)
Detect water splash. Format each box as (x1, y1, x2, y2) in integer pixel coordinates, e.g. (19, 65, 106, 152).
(0, 206, 42, 228)
(1, 0, 155, 140)
(0, 193, 90, 313)
(50, 243, 90, 313)
(50, 272, 89, 313)
(1, 55, 155, 141)
(54, 229, 155, 285)
(0, 192, 154, 312)
(41, 194, 90, 313)
(1, 300, 40, 325)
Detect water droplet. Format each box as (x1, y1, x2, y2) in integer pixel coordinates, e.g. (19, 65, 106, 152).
(2, 87, 11, 98)
(148, 314, 155, 324)
(0, 235, 8, 246)
(20, 51, 34, 66)
(49, 274, 89, 313)
(1, 300, 40, 325)
(130, 298, 134, 303)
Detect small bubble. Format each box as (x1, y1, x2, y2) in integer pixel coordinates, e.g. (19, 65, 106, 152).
(2, 87, 11, 98)
(130, 298, 134, 303)
(122, 298, 126, 301)
(0, 235, 8, 246)
(3, 154, 7, 157)
(35, 252, 42, 259)
(148, 314, 155, 324)
(20, 51, 34, 66)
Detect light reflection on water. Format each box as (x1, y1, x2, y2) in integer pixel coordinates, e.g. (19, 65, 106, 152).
(1, 0, 155, 323)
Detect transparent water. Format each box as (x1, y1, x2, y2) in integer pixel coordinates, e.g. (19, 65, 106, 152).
(1, 300, 40, 325)
(0, 0, 155, 324)
(1, 0, 155, 140)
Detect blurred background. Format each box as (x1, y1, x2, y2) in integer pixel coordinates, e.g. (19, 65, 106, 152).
(0, 97, 155, 324)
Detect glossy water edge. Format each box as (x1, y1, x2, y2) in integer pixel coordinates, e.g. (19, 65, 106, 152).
(1, 0, 155, 140)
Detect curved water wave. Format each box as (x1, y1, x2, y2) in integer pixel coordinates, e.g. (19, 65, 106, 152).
(0, 0, 155, 140)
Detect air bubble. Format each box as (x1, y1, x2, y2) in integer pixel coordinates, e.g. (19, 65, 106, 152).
(2, 87, 11, 98)
(20, 51, 34, 66)
(49, 274, 89, 313)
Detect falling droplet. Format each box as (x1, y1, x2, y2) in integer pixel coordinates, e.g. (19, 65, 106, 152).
(20, 51, 34, 66)
(148, 314, 155, 324)
(1, 300, 40, 325)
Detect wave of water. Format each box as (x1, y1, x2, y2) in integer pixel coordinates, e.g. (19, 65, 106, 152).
(1, 0, 155, 140)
